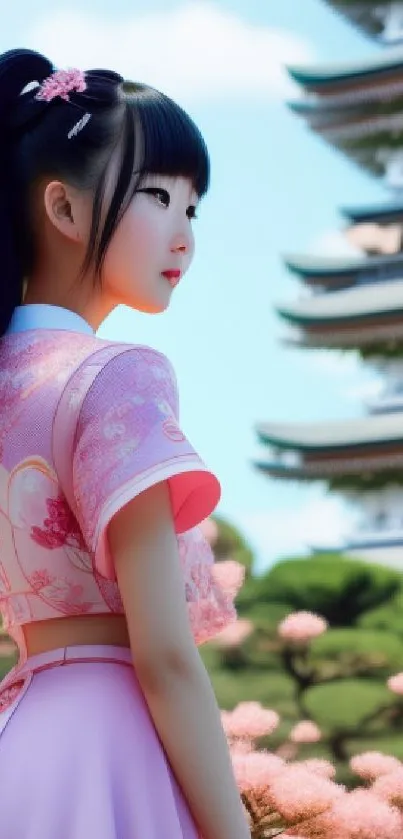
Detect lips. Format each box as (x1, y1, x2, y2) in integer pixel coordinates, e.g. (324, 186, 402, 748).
(162, 270, 181, 288)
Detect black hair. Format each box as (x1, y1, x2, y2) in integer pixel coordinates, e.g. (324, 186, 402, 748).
(0, 48, 210, 336)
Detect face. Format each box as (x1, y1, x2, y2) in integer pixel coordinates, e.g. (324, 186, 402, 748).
(101, 174, 198, 314)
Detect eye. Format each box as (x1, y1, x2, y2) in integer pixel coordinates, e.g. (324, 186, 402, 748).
(187, 205, 198, 220)
(139, 187, 170, 207)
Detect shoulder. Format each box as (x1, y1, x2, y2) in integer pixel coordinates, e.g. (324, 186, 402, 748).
(88, 341, 177, 392)
(67, 341, 179, 424)
(62, 337, 177, 398)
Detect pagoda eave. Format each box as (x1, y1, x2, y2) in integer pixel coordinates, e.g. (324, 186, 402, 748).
(281, 320, 403, 353)
(277, 278, 403, 326)
(283, 252, 403, 281)
(284, 253, 364, 279)
(290, 99, 403, 135)
(255, 451, 403, 483)
(323, 1, 402, 41)
(256, 412, 403, 451)
(341, 201, 403, 224)
(286, 52, 403, 94)
(278, 307, 403, 328)
(319, 111, 403, 143)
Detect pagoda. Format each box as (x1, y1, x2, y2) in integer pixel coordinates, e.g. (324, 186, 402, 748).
(255, 2, 403, 568)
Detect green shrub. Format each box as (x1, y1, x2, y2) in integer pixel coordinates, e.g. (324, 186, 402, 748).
(303, 679, 394, 731)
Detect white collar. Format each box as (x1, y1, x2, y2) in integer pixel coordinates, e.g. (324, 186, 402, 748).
(6, 304, 95, 336)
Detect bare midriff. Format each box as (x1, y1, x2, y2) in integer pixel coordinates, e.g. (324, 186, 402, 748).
(23, 614, 131, 657)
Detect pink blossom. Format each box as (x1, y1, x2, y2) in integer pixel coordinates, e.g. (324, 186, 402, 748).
(198, 517, 219, 546)
(231, 750, 284, 792)
(229, 739, 253, 755)
(222, 701, 280, 741)
(268, 764, 344, 822)
(212, 559, 245, 599)
(327, 788, 402, 839)
(278, 611, 328, 644)
(387, 673, 403, 696)
(350, 752, 402, 781)
(290, 721, 322, 744)
(214, 617, 254, 648)
(35, 68, 86, 103)
(298, 759, 336, 780)
(372, 768, 403, 809)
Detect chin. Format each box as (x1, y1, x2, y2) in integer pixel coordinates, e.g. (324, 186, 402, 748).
(136, 296, 171, 315)
(122, 279, 172, 314)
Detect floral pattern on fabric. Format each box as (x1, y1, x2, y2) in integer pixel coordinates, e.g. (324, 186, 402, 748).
(0, 331, 96, 458)
(0, 333, 238, 673)
(69, 347, 220, 574)
(72, 349, 179, 551)
(178, 527, 245, 645)
(30, 494, 87, 551)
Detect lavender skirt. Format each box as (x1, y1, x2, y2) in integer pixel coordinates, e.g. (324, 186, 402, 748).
(0, 644, 200, 838)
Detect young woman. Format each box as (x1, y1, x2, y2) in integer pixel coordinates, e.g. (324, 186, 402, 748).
(0, 48, 250, 839)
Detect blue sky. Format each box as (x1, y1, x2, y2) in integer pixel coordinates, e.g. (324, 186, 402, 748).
(4, 0, 389, 572)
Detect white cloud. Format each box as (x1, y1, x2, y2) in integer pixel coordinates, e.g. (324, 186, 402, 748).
(308, 229, 362, 258)
(27, 2, 313, 102)
(237, 494, 353, 572)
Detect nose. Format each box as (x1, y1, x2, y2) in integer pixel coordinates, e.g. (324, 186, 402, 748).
(170, 238, 189, 254)
(170, 227, 194, 255)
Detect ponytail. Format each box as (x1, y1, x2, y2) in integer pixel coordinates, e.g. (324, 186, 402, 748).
(0, 49, 52, 336)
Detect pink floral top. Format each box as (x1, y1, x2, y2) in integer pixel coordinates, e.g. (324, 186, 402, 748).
(0, 305, 243, 673)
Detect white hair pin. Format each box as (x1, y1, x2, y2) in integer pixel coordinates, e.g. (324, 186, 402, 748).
(67, 112, 91, 140)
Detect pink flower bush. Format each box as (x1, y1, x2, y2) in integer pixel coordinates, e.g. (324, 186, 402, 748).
(325, 788, 402, 839)
(268, 764, 344, 822)
(198, 516, 219, 547)
(231, 751, 403, 839)
(278, 611, 328, 644)
(214, 617, 253, 648)
(350, 752, 402, 782)
(372, 768, 403, 809)
(222, 701, 280, 742)
(231, 751, 287, 839)
(231, 749, 285, 793)
(298, 759, 336, 780)
(226, 707, 403, 839)
(387, 673, 403, 696)
(290, 721, 322, 744)
(212, 559, 245, 599)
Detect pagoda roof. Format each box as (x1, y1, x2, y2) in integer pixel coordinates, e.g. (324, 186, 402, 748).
(341, 200, 403, 223)
(287, 50, 403, 91)
(281, 319, 403, 351)
(277, 278, 403, 326)
(289, 96, 403, 130)
(284, 251, 403, 281)
(254, 452, 403, 484)
(256, 412, 403, 452)
(287, 92, 403, 178)
(323, 1, 403, 41)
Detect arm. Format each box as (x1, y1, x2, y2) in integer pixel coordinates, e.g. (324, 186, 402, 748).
(109, 481, 250, 839)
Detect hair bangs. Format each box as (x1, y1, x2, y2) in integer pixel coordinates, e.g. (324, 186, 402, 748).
(126, 86, 210, 198)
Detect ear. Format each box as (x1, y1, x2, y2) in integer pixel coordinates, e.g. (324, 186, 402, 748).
(43, 180, 85, 244)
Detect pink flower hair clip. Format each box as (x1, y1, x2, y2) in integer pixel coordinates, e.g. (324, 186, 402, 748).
(35, 68, 87, 103)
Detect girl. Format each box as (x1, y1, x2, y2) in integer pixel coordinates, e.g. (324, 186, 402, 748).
(0, 49, 250, 839)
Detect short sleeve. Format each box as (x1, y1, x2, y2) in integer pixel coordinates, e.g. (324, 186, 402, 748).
(71, 347, 221, 579)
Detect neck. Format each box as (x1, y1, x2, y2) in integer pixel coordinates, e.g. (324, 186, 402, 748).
(23, 277, 116, 332)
